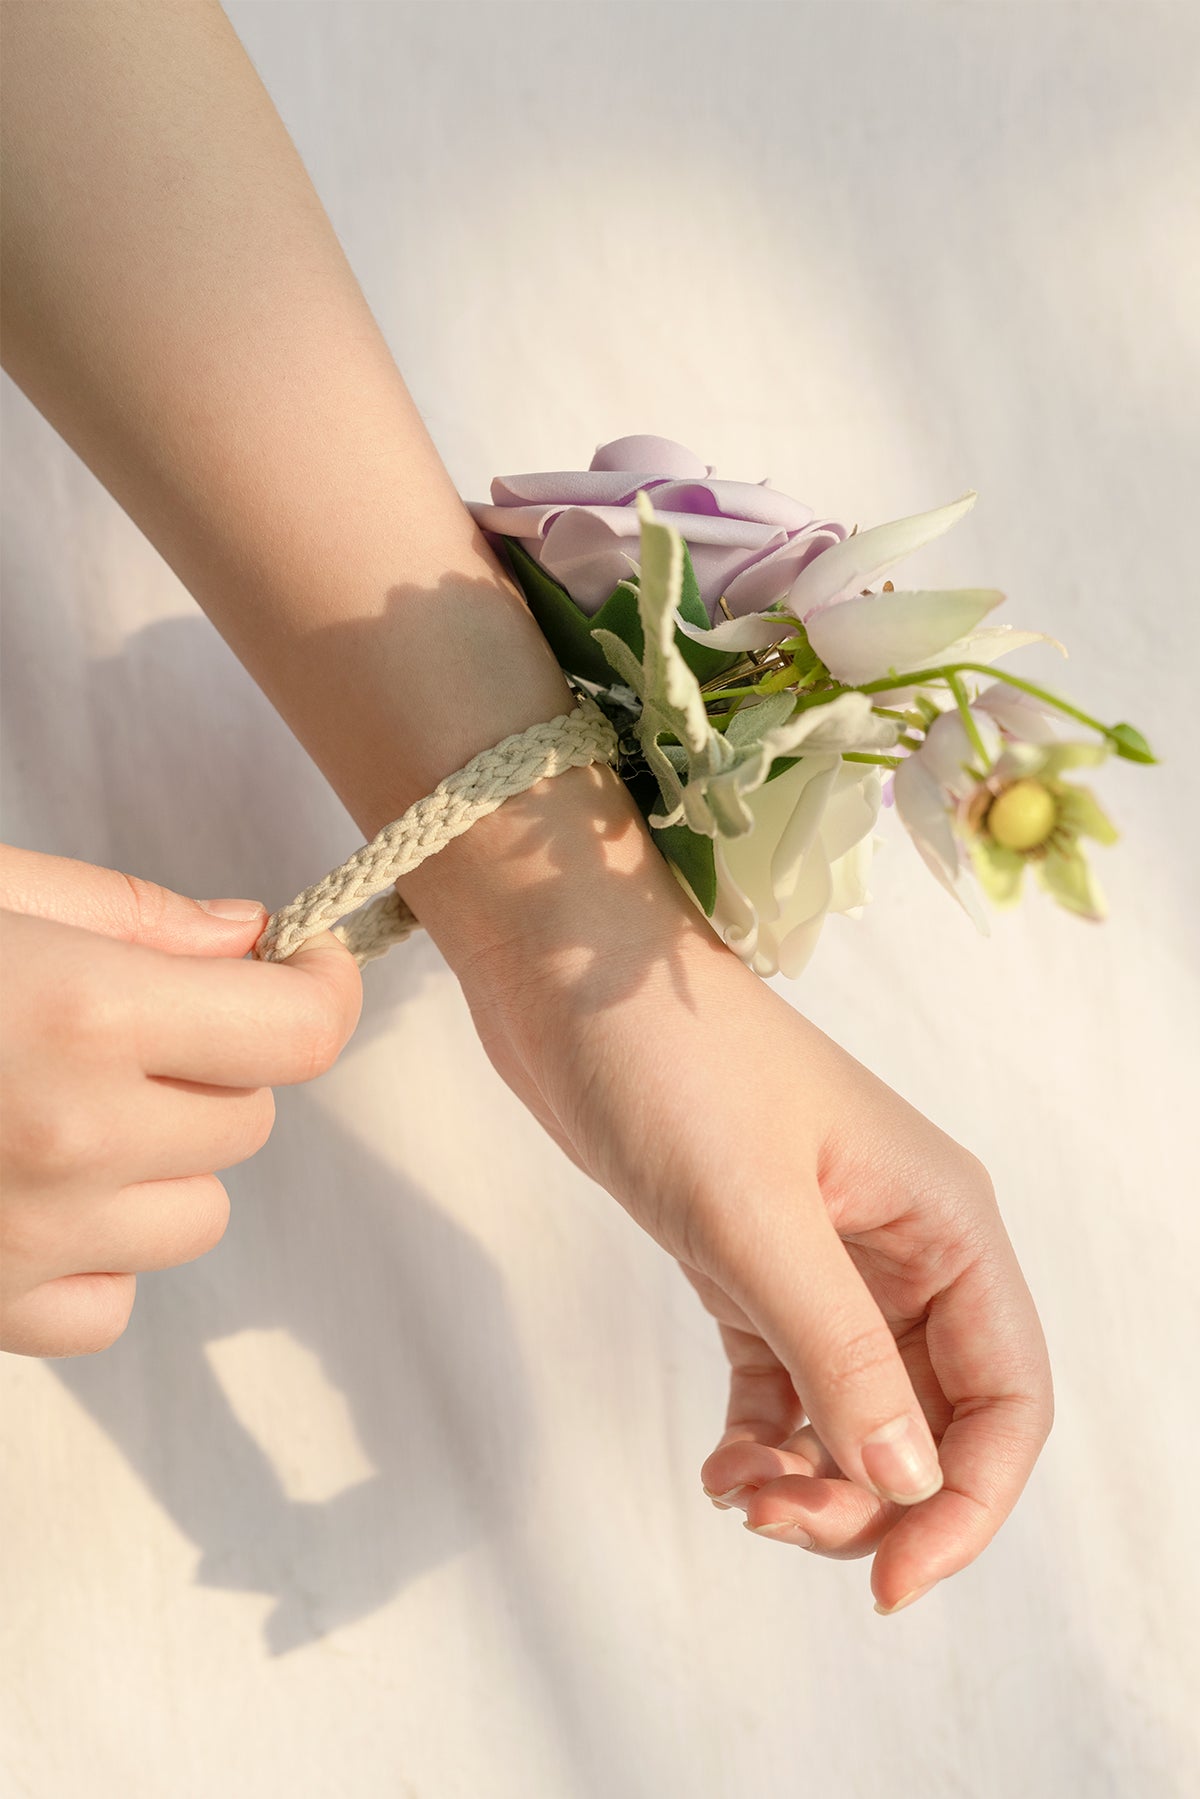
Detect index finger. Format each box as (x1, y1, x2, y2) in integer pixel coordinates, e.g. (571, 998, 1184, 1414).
(137, 929, 364, 1087)
(869, 1231, 1054, 1612)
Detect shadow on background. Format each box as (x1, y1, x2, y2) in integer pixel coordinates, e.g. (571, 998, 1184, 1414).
(29, 611, 538, 1657)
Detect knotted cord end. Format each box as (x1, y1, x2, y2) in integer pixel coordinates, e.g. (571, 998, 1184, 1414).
(252, 695, 619, 969)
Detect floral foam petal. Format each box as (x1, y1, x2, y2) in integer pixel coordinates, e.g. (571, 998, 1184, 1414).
(805, 588, 1005, 685)
(783, 491, 978, 621)
(893, 753, 990, 933)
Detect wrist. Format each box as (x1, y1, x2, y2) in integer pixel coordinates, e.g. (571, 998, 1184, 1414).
(396, 753, 725, 986)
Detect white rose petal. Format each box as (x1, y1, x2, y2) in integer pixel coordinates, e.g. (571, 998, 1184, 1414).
(674, 611, 792, 651)
(783, 491, 978, 620)
(712, 757, 883, 978)
(805, 588, 1005, 685)
(829, 832, 875, 914)
(940, 624, 1067, 664)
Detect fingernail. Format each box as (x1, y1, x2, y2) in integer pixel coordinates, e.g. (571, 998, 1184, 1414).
(874, 1580, 938, 1615)
(199, 898, 266, 921)
(743, 1519, 816, 1549)
(705, 1484, 752, 1510)
(861, 1414, 943, 1504)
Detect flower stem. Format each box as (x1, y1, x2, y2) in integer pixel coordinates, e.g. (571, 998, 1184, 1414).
(855, 661, 1112, 737)
(842, 752, 902, 767)
(706, 657, 1120, 750)
(946, 671, 992, 769)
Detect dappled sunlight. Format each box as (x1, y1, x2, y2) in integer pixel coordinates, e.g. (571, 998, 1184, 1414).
(203, 1328, 377, 1505)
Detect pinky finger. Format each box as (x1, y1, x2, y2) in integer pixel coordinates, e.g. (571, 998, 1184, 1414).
(0, 1270, 137, 1359)
(27, 1174, 233, 1281)
(106, 1172, 233, 1272)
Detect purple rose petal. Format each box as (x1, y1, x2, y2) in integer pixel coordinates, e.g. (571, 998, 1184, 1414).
(468, 437, 847, 623)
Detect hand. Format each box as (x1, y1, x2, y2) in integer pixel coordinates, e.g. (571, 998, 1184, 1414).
(0, 845, 362, 1358)
(412, 764, 1053, 1615)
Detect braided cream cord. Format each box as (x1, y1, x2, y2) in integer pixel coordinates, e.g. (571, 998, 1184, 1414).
(252, 696, 620, 968)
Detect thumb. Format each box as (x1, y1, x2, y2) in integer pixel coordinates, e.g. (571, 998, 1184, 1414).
(267, 926, 365, 1052)
(0, 843, 266, 958)
(738, 1199, 945, 1507)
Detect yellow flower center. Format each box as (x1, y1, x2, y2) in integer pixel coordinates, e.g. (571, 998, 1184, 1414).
(986, 778, 1058, 853)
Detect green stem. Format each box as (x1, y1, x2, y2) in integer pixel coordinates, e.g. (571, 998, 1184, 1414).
(859, 661, 1112, 736)
(705, 657, 1118, 766)
(946, 671, 991, 769)
(842, 752, 902, 768)
(702, 682, 771, 703)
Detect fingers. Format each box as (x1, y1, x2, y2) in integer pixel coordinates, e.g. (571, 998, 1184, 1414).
(743, 1474, 895, 1559)
(699, 1324, 809, 1503)
(26, 1174, 234, 1281)
(703, 1420, 840, 1506)
(2, 1175, 235, 1354)
(136, 929, 364, 1086)
(703, 1217, 1052, 1602)
(720, 1324, 808, 1442)
(0, 1270, 137, 1359)
(7, 1071, 276, 1198)
(725, 1194, 946, 1509)
(134, 1077, 276, 1184)
(0, 843, 266, 957)
(865, 1239, 1054, 1611)
(700, 1328, 898, 1558)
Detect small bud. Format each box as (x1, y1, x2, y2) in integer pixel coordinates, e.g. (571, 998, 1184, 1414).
(986, 779, 1058, 852)
(1108, 722, 1157, 765)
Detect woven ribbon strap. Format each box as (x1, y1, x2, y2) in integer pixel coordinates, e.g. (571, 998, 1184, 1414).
(252, 695, 620, 968)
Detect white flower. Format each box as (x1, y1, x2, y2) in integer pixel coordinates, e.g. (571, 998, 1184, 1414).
(892, 707, 1000, 932)
(674, 490, 1060, 688)
(892, 689, 1118, 925)
(590, 490, 897, 839)
(589, 490, 896, 977)
(704, 757, 883, 978)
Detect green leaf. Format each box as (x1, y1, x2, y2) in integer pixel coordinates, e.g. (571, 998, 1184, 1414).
(501, 536, 738, 687)
(501, 538, 617, 686)
(653, 819, 718, 914)
(722, 690, 798, 748)
(624, 770, 717, 914)
(674, 546, 734, 681)
(1108, 722, 1158, 765)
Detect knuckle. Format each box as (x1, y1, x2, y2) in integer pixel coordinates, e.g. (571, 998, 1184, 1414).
(822, 1323, 902, 1401)
(10, 1094, 104, 1181)
(115, 870, 168, 943)
(45, 972, 118, 1058)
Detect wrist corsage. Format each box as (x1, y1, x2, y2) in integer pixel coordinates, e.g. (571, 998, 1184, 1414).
(467, 434, 1156, 979)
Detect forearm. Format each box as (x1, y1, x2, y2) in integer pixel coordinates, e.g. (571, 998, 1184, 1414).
(0, 0, 665, 964)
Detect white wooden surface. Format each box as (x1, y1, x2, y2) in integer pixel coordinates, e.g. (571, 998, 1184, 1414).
(2, 5, 1197, 1795)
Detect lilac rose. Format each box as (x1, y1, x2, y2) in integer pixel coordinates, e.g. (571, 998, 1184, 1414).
(467, 434, 850, 623)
